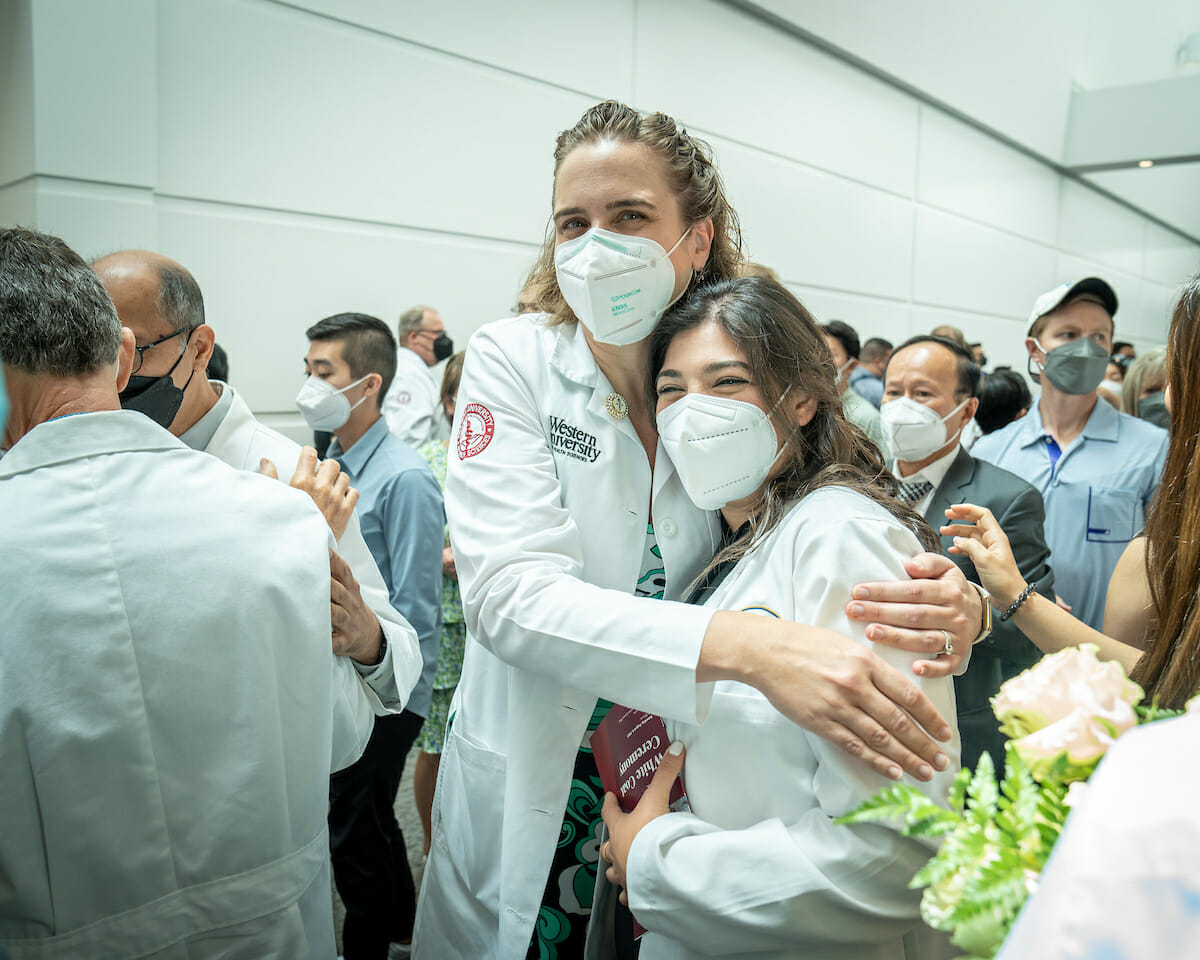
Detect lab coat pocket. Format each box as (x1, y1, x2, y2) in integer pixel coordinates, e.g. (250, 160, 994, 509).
(435, 727, 506, 907)
(1085, 485, 1140, 544)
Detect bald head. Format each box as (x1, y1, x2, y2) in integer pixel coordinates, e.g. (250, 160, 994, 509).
(92, 250, 205, 338)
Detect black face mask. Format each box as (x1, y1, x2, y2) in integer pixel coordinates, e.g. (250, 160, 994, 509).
(432, 333, 454, 363)
(119, 331, 196, 430)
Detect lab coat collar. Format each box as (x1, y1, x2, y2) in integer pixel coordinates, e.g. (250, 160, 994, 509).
(548, 320, 598, 388)
(328, 416, 390, 479)
(0, 409, 183, 479)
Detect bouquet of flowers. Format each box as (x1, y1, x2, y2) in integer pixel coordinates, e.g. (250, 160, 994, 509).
(837, 644, 1181, 960)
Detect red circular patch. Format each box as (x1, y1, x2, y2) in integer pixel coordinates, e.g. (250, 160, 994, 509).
(457, 403, 495, 460)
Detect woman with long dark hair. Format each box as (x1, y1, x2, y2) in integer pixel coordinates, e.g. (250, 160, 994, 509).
(598, 276, 959, 959)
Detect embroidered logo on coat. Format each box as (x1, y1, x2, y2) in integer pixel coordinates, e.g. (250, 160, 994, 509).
(394, 390, 412, 405)
(457, 403, 495, 460)
(548, 415, 602, 463)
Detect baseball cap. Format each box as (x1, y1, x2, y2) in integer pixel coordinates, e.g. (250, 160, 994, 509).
(1027, 277, 1118, 333)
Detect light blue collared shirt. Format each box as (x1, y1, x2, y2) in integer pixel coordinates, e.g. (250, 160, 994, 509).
(329, 417, 444, 718)
(849, 366, 883, 409)
(972, 398, 1167, 631)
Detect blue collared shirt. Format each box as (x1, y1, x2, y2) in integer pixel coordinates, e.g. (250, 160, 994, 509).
(972, 399, 1167, 631)
(849, 367, 883, 408)
(329, 417, 444, 718)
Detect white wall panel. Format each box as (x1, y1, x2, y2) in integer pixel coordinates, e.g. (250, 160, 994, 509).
(786, 286, 911, 346)
(912, 208, 1056, 319)
(637, 0, 919, 197)
(33, 180, 157, 261)
(0, 181, 36, 230)
(1141, 223, 1200, 289)
(746, 0, 1086, 161)
(279, 0, 636, 101)
(1057, 181, 1147, 277)
(1135, 280, 1180, 341)
(915, 107, 1060, 246)
(30, 0, 156, 186)
(6, 0, 1188, 429)
(714, 138, 913, 300)
(158, 0, 590, 245)
(909, 307, 1030, 376)
(156, 199, 539, 411)
(0, 0, 36, 188)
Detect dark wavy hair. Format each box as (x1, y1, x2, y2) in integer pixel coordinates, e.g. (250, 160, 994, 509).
(648, 276, 941, 573)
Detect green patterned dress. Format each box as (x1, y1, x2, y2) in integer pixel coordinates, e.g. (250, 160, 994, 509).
(416, 440, 466, 754)
(525, 524, 664, 960)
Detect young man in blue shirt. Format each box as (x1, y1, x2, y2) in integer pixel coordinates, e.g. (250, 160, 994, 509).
(972, 278, 1167, 632)
(301, 313, 444, 960)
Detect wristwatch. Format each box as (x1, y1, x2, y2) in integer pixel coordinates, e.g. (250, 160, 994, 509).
(970, 582, 993, 645)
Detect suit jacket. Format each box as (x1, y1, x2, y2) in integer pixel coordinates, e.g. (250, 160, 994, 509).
(923, 447, 1055, 770)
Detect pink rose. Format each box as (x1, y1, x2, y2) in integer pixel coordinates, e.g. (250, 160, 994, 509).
(991, 644, 1142, 782)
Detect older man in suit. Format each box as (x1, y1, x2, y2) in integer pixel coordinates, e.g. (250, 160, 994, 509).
(882, 335, 1055, 769)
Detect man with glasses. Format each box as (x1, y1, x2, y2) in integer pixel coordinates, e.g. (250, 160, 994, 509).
(91, 249, 422, 716)
(381, 305, 453, 447)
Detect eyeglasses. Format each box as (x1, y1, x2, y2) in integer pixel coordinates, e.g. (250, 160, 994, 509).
(416, 328, 447, 339)
(131, 328, 190, 375)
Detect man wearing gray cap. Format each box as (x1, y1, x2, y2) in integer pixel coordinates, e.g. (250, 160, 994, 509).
(972, 278, 1167, 632)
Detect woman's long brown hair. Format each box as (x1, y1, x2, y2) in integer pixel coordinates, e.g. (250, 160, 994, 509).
(1131, 274, 1200, 707)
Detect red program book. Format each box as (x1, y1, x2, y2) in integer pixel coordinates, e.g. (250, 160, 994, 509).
(590, 704, 688, 940)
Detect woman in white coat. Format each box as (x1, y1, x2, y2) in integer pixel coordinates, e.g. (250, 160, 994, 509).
(600, 276, 960, 960)
(414, 101, 979, 960)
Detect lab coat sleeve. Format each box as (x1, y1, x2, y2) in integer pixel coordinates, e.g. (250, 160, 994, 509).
(446, 324, 716, 724)
(337, 508, 423, 712)
(625, 513, 958, 953)
(313, 518, 379, 774)
(382, 365, 439, 448)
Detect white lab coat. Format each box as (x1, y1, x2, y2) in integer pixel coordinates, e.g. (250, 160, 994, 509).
(204, 382, 423, 741)
(627, 487, 961, 960)
(0, 411, 378, 958)
(413, 316, 721, 959)
(381, 346, 444, 448)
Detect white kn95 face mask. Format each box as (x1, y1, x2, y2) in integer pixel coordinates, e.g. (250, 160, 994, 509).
(554, 226, 690, 346)
(657, 393, 785, 511)
(295, 374, 369, 432)
(880, 396, 968, 463)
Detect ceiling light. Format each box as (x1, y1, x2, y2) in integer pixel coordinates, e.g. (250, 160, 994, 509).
(1138, 160, 1154, 168)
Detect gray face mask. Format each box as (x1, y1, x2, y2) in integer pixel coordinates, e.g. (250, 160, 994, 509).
(1137, 391, 1171, 430)
(1032, 336, 1110, 395)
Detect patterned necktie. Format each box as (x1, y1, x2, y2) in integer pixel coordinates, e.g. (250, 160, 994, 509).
(896, 478, 934, 504)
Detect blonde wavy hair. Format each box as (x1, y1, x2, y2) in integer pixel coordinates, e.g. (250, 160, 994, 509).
(525, 101, 744, 324)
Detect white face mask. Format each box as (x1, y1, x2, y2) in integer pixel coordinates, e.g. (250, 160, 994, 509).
(554, 226, 690, 346)
(295, 374, 369, 432)
(880, 395, 969, 463)
(657, 393, 785, 511)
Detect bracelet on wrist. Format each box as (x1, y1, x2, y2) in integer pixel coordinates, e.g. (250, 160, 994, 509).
(1000, 581, 1038, 622)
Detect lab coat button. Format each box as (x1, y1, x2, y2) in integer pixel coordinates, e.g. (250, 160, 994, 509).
(659, 518, 678, 537)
